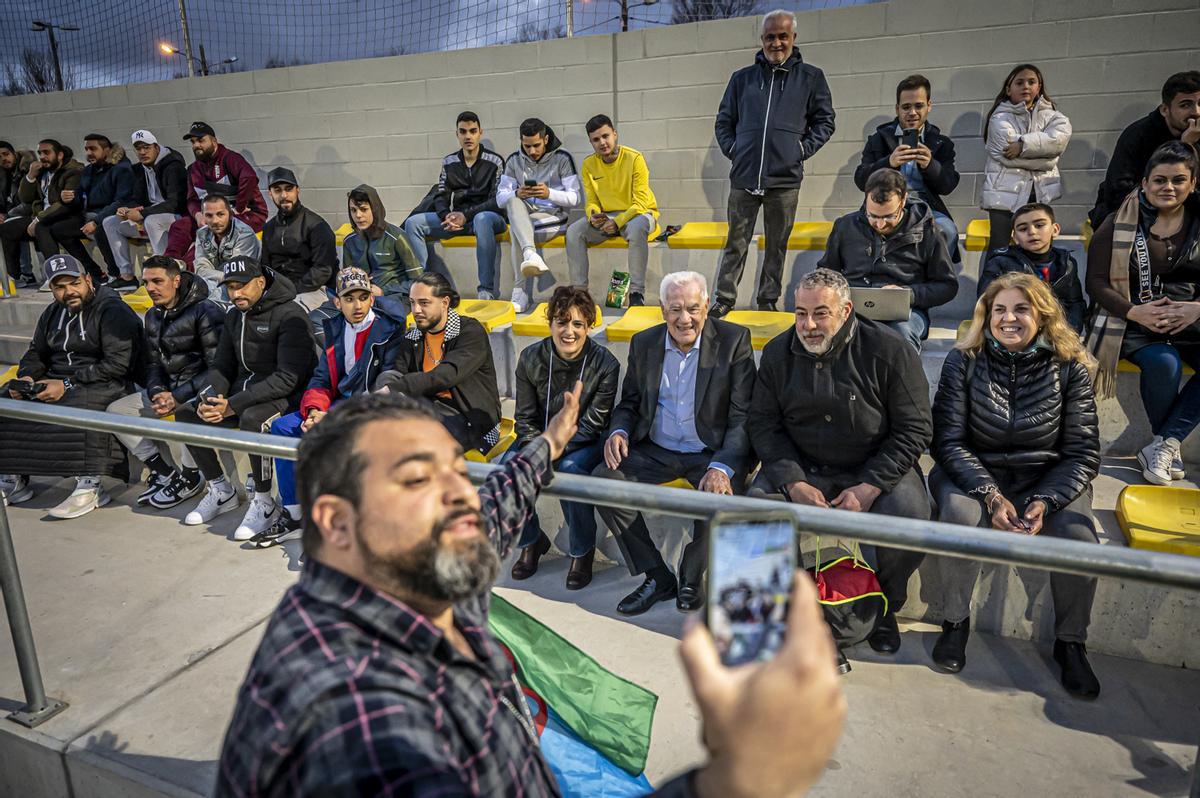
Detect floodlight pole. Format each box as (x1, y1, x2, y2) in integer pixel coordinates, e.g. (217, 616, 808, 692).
(176, 0, 196, 78)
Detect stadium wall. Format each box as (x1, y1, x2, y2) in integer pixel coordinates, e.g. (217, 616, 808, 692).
(0, 0, 1197, 232)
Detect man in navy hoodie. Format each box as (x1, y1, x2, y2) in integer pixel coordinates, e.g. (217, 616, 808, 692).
(56, 134, 138, 287)
(257, 268, 407, 548)
(710, 9, 835, 316)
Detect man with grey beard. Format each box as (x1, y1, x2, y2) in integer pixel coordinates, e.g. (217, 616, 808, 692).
(215, 390, 849, 797)
(746, 267, 932, 661)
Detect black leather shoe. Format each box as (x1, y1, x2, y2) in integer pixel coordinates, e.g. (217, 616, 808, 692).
(931, 619, 970, 673)
(565, 550, 594, 591)
(676, 582, 704, 612)
(836, 649, 852, 675)
(868, 613, 901, 654)
(628, 291, 645, 307)
(617, 575, 677, 616)
(709, 300, 732, 318)
(1053, 640, 1100, 699)
(510, 533, 551, 581)
(756, 300, 778, 312)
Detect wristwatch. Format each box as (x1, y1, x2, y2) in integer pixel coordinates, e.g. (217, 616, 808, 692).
(61, 378, 74, 391)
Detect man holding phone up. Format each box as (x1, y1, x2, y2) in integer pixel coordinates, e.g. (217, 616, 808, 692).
(855, 74, 962, 264)
(175, 257, 315, 541)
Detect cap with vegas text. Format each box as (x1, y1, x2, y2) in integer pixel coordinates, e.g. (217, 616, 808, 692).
(336, 267, 372, 297)
(219, 256, 264, 285)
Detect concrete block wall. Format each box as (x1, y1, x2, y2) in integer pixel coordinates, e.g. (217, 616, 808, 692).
(0, 0, 1196, 242)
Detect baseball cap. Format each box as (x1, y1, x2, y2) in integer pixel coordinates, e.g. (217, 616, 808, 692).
(44, 254, 85, 283)
(266, 166, 299, 188)
(131, 129, 158, 146)
(183, 121, 216, 141)
(336, 268, 372, 298)
(219, 256, 264, 286)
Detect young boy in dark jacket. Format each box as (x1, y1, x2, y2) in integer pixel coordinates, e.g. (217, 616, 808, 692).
(978, 202, 1086, 332)
(259, 268, 407, 548)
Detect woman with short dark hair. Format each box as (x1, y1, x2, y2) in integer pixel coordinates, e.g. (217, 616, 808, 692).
(506, 285, 619, 589)
(931, 272, 1101, 698)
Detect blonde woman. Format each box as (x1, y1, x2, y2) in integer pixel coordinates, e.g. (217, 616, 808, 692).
(930, 272, 1101, 698)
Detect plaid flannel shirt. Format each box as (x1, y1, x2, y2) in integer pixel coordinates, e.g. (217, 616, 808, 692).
(214, 438, 561, 797)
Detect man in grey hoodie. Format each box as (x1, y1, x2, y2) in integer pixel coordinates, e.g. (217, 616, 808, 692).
(496, 118, 581, 312)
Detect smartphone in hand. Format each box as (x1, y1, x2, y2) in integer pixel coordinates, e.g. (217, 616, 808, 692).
(524, 179, 538, 187)
(902, 129, 919, 149)
(706, 512, 798, 667)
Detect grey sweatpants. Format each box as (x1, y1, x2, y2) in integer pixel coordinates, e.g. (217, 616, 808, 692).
(566, 213, 653, 295)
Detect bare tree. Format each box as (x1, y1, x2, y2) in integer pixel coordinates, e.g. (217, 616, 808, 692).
(671, 0, 759, 24)
(512, 21, 566, 43)
(264, 55, 309, 69)
(2, 47, 73, 96)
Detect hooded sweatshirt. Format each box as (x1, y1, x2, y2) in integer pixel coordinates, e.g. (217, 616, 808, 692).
(185, 143, 267, 230)
(496, 126, 581, 230)
(342, 184, 422, 295)
(135, 145, 189, 217)
(18, 284, 143, 391)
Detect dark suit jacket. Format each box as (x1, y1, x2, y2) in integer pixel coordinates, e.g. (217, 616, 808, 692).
(608, 318, 756, 475)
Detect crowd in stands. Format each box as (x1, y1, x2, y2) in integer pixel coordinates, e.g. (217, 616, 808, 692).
(1, 10, 1199, 732)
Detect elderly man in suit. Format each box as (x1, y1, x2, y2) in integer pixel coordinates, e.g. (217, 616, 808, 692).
(592, 271, 757, 616)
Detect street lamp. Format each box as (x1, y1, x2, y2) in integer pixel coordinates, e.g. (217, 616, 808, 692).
(618, 0, 659, 32)
(159, 42, 237, 77)
(30, 20, 80, 92)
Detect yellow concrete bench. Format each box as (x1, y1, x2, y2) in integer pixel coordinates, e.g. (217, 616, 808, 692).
(965, 218, 992, 252)
(666, 222, 729, 250)
(1115, 485, 1200, 557)
(335, 223, 353, 248)
(511, 303, 606, 338)
(758, 221, 833, 251)
(1, 365, 17, 382)
(406, 299, 516, 334)
(724, 310, 793, 349)
(661, 477, 694, 489)
(122, 286, 154, 314)
(464, 417, 517, 463)
(441, 224, 659, 250)
(603, 306, 664, 343)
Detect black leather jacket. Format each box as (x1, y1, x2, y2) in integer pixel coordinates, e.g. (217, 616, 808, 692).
(143, 271, 226, 402)
(932, 343, 1099, 510)
(513, 336, 621, 450)
(260, 203, 339, 294)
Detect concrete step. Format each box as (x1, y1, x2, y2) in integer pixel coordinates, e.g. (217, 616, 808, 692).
(0, 327, 34, 365)
(0, 289, 52, 328)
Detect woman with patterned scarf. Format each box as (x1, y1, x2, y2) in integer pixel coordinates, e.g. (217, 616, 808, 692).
(1086, 141, 1200, 485)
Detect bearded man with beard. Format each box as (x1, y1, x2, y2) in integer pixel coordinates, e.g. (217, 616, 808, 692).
(215, 389, 849, 798)
(747, 267, 932, 661)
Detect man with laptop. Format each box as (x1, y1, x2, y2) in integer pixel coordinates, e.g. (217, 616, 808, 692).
(817, 167, 956, 351)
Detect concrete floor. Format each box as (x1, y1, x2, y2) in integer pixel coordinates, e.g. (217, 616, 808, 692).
(1, 476, 1198, 797)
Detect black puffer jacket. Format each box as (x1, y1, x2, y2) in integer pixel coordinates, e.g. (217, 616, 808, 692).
(513, 336, 621, 450)
(260, 202, 338, 293)
(932, 344, 1099, 511)
(143, 271, 226, 403)
(206, 269, 317, 415)
(817, 200, 958, 311)
(715, 48, 835, 191)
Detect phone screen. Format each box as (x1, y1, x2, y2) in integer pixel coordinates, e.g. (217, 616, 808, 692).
(707, 517, 796, 667)
(524, 179, 538, 187)
(902, 129, 919, 149)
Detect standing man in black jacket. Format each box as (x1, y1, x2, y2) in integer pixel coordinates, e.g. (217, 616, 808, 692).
(855, 75, 961, 265)
(710, 9, 835, 316)
(375, 271, 502, 452)
(1090, 71, 1200, 228)
(747, 268, 931, 663)
(0, 255, 143, 517)
(106, 255, 225, 509)
(175, 257, 316, 541)
(592, 271, 757, 616)
(260, 167, 338, 337)
(819, 168, 957, 351)
(103, 130, 189, 280)
(403, 112, 507, 300)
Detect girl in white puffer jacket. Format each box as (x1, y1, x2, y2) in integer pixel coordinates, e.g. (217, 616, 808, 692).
(980, 64, 1073, 255)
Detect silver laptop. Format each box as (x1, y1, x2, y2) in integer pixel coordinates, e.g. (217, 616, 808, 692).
(850, 287, 913, 321)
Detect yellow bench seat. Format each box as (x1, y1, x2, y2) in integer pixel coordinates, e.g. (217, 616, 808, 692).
(511, 303, 606, 338)
(724, 310, 793, 349)
(604, 306, 664, 343)
(407, 299, 516, 334)
(122, 286, 154, 314)
(1115, 485, 1200, 557)
(758, 221, 833, 251)
(464, 417, 517, 463)
(667, 222, 729, 250)
(965, 218, 992, 252)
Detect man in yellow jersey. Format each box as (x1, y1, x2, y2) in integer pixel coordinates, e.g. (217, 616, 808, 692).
(566, 115, 659, 306)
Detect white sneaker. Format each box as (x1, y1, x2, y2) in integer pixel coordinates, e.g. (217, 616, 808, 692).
(477, 289, 496, 301)
(38, 279, 52, 292)
(511, 286, 531, 313)
(1138, 436, 1181, 486)
(520, 250, 549, 278)
(48, 485, 110, 519)
(184, 484, 239, 525)
(1171, 453, 1186, 481)
(1, 475, 34, 505)
(233, 495, 280, 541)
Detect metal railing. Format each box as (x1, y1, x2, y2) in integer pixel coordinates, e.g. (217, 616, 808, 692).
(2, 397, 1200, 784)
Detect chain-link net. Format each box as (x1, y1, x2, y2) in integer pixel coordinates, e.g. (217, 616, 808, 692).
(1, 0, 875, 94)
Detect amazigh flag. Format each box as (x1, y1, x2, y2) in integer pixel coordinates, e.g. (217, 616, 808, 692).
(489, 594, 657, 796)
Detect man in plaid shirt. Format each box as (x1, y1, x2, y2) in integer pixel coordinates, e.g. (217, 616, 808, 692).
(215, 387, 845, 797)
